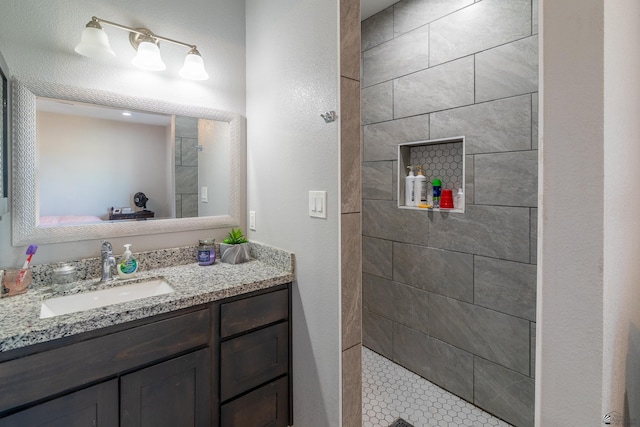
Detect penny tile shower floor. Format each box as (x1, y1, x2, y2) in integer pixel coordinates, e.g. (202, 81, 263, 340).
(362, 347, 512, 427)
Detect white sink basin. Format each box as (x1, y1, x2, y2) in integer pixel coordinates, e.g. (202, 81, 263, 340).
(40, 278, 175, 319)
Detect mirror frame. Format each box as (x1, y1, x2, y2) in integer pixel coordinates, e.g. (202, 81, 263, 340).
(12, 79, 245, 245)
(0, 66, 6, 199)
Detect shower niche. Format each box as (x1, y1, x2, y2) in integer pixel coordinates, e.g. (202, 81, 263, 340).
(398, 136, 465, 212)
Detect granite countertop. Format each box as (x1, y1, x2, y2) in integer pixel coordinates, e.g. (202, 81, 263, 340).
(0, 242, 295, 353)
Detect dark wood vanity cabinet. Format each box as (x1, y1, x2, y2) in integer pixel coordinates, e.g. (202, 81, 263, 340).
(219, 288, 291, 427)
(0, 283, 292, 427)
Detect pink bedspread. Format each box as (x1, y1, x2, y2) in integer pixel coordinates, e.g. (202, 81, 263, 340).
(39, 215, 103, 227)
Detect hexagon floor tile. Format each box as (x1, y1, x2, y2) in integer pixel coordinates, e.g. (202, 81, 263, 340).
(362, 347, 512, 427)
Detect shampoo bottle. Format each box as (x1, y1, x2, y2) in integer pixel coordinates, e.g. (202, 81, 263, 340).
(415, 165, 427, 204)
(118, 244, 138, 279)
(405, 166, 416, 207)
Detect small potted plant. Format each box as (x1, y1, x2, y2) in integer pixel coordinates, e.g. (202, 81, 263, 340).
(220, 228, 251, 264)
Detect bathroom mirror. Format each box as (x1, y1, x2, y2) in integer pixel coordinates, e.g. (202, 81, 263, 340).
(12, 79, 244, 245)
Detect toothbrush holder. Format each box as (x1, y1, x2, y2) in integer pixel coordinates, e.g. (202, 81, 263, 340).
(1, 268, 32, 298)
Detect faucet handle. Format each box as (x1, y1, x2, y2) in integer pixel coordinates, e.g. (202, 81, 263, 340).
(101, 240, 112, 252)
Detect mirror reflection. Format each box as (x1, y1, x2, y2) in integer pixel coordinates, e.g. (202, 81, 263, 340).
(36, 98, 230, 227)
(11, 80, 243, 246)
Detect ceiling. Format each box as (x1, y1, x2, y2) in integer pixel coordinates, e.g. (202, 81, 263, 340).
(361, 0, 398, 21)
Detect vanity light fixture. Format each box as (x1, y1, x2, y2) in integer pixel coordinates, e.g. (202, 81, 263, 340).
(75, 16, 209, 80)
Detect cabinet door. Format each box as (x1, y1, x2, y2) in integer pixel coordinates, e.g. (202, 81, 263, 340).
(220, 376, 289, 427)
(121, 348, 211, 427)
(0, 380, 118, 427)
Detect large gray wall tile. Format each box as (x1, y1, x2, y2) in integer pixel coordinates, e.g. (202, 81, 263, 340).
(363, 200, 429, 245)
(429, 0, 531, 66)
(175, 165, 198, 193)
(476, 35, 538, 103)
(465, 155, 474, 204)
(532, 0, 538, 35)
(474, 151, 538, 207)
(362, 6, 393, 51)
(532, 92, 538, 149)
(342, 343, 362, 427)
(393, 243, 474, 302)
(429, 205, 530, 262)
(175, 138, 182, 165)
(181, 194, 198, 218)
(363, 309, 393, 359)
(363, 273, 430, 334)
(340, 0, 360, 81)
(394, 56, 474, 118)
(175, 194, 182, 218)
(474, 357, 535, 427)
(363, 115, 429, 161)
(394, 323, 473, 402)
(341, 78, 361, 214)
(430, 293, 530, 374)
(474, 256, 537, 321)
(363, 161, 394, 200)
(341, 213, 362, 350)
(363, 25, 429, 87)
(530, 322, 536, 378)
(393, 0, 474, 36)
(363, 236, 393, 279)
(362, 82, 393, 125)
(175, 116, 198, 138)
(430, 95, 532, 154)
(392, 161, 398, 201)
(530, 208, 537, 264)
(181, 137, 199, 166)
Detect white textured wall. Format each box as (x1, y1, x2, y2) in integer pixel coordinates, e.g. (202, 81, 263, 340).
(246, 1, 341, 426)
(602, 0, 640, 423)
(537, 0, 604, 425)
(0, 0, 245, 267)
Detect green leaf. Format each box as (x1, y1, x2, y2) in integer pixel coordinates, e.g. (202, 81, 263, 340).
(224, 228, 248, 244)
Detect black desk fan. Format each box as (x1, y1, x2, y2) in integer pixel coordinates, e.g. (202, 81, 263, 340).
(134, 192, 149, 211)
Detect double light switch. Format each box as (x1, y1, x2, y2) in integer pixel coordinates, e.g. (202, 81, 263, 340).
(309, 191, 327, 219)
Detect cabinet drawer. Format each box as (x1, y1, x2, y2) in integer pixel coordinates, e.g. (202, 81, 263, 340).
(0, 380, 118, 427)
(221, 322, 288, 401)
(220, 289, 288, 338)
(220, 376, 289, 427)
(0, 308, 210, 413)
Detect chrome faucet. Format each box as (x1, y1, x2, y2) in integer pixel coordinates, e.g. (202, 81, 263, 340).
(100, 241, 116, 282)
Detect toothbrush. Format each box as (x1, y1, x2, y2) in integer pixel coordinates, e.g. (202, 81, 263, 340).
(16, 244, 38, 285)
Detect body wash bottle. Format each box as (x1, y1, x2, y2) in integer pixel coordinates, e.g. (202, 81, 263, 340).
(118, 244, 139, 279)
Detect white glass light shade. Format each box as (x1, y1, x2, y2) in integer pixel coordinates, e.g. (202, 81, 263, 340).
(132, 41, 166, 71)
(180, 52, 209, 80)
(75, 27, 115, 59)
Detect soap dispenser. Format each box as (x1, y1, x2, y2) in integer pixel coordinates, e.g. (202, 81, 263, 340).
(405, 166, 416, 207)
(118, 244, 138, 279)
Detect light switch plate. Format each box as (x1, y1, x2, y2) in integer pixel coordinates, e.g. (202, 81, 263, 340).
(309, 191, 327, 219)
(249, 211, 256, 231)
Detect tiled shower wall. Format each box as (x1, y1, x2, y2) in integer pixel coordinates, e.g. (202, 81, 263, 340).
(341, 0, 362, 426)
(361, 1, 538, 426)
